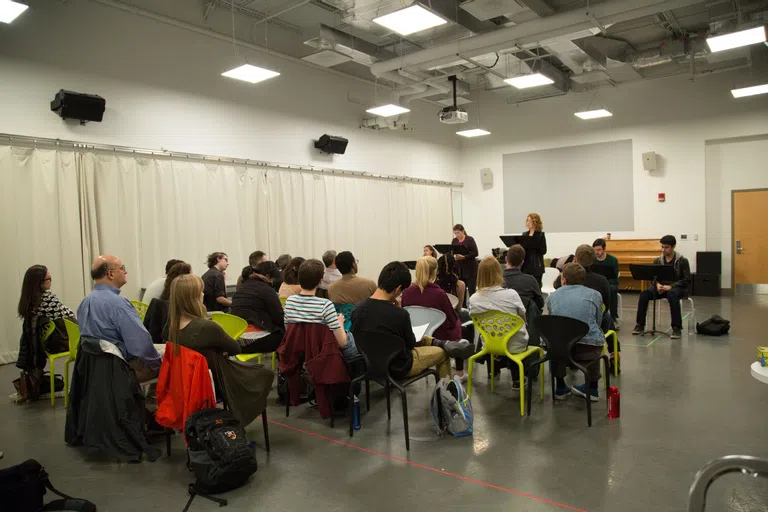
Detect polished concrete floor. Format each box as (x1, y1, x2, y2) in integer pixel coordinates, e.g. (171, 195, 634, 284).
(2, 294, 768, 511)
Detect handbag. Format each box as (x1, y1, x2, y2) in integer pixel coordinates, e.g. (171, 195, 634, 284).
(0, 459, 96, 511)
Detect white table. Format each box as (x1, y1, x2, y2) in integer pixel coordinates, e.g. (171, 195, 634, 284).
(751, 361, 768, 384)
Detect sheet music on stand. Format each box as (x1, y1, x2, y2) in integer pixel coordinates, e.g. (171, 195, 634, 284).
(433, 244, 469, 256)
(499, 235, 537, 250)
(412, 324, 429, 342)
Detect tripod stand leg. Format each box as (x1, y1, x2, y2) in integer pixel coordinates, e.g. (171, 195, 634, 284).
(184, 484, 228, 510)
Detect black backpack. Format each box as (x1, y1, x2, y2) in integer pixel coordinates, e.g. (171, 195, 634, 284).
(696, 315, 731, 336)
(184, 409, 258, 494)
(0, 459, 96, 511)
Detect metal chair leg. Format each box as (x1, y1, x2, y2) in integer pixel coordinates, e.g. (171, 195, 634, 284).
(262, 409, 270, 453)
(401, 390, 410, 451)
(165, 428, 172, 457)
(385, 381, 391, 420)
(365, 377, 370, 412)
(348, 384, 355, 438)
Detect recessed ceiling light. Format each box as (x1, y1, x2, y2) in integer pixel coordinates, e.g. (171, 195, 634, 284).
(456, 129, 491, 137)
(0, 0, 28, 24)
(707, 26, 766, 53)
(574, 109, 613, 120)
(504, 73, 554, 89)
(221, 64, 280, 84)
(373, 5, 447, 36)
(731, 83, 768, 98)
(366, 104, 410, 117)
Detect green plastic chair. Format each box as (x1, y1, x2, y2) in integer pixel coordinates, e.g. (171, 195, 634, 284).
(39, 320, 68, 407)
(211, 312, 248, 340)
(130, 300, 149, 321)
(236, 351, 277, 370)
(602, 330, 619, 377)
(468, 311, 545, 416)
(279, 296, 287, 309)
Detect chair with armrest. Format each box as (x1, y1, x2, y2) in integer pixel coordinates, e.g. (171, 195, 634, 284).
(354, 330, 439, 451)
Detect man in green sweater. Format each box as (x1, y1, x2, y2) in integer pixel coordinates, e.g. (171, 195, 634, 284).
(592, 238, 620, 323)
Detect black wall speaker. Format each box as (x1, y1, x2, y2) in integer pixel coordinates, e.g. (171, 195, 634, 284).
(50, 90, 106, 123)
(696, 251, 722, 275)
(314, 134, 348, 154)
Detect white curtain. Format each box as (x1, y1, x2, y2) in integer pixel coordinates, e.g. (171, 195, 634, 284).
(0, 146, 85, 363)
(1, 144, 453, 364)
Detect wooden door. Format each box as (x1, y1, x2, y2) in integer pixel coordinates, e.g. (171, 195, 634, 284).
(733, 190, 768, 287)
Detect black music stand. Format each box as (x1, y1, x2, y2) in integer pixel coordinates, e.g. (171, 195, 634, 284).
(434, 244, 469, 257)
(630, 264, 678, 337)
(499, 235, 518, 247)
(402, 260, 417, 270)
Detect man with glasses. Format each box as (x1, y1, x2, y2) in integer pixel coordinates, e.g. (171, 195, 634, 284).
(77, 255, 161, 382)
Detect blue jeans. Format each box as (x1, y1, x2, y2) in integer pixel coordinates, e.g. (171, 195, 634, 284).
(341, 330, 361, 361)
(637, 286, 683, 329)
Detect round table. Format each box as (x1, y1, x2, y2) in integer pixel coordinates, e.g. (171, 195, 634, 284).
(750, 361, 768, 384)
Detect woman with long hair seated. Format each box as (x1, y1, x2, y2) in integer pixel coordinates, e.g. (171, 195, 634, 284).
(469, 256, 529, 391)
(278, 257, 305, 298)
(436, 253, 466, 312)
(230, 263, 285, 354)
(167, 274, 272, 425)
(143, 262, 191, 344)
(401, 256, 471, 382)
(18, 265, 76, 324)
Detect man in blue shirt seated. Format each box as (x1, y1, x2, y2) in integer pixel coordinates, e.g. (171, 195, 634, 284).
(545, 263, 605, 402)
(77, 255, 161, 382)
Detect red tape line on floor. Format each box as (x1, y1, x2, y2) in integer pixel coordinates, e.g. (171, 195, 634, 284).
(269, 419, 589, 512)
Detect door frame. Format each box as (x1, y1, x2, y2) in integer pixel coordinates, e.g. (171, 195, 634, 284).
(731, 187, 768, 294)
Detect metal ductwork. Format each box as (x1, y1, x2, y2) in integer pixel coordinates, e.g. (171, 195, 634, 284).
(370, 0, 710, 75)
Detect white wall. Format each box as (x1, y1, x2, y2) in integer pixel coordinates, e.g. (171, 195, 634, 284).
(459, 71, 768, 282)
(0, 0, 461, 182)
(705, 136, 768, 288)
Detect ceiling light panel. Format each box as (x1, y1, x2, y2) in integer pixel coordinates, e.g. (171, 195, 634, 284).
(456, 129, 491, 137)
(373, 5, 447, 36)
(574, 109, 613, 120)
(221, 64, 280, 84)
(301, 50, 351, 68)
(731, 83, 768, 98)
(504, 73, 554, 89)
(707, 26, 766, 53)
(366, 104, 410, 117)
(0, 0, 28, 24)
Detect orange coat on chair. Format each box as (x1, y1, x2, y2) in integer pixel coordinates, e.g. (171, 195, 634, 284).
(155, 342, 216, 434)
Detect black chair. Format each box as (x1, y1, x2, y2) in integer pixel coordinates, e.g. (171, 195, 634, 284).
(527, 315, 610, 427)
(354, 330, 440, 451)
(328, 354, 370, 438)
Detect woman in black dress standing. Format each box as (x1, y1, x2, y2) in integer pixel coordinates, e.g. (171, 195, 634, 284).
(521, 213, 547, 287)
(451, 224, 479, 302)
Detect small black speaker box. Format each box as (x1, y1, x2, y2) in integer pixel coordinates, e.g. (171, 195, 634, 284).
(314, 134, 348, 155)
(696, 251, 722, 275)
(693, 273, 721, 297)
(50, 90, 106, 123)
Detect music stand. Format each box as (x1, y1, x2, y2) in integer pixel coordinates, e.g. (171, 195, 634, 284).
(499, 235, 518, 247)
(434, 244, 469, 256)
(629, 264, 678, 337)
(402, 260, 417, 270)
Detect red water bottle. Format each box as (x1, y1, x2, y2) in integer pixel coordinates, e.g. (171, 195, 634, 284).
(608, 386, 620, 419)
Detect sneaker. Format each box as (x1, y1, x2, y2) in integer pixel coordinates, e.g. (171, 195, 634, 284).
(671, 328, 682, 339)
(441, 339, 475, 359)
(571, 384, 599, 402)
(631, 324, 645, 335)
(554, 387, 571, 400)
(511, 377, 528, 392)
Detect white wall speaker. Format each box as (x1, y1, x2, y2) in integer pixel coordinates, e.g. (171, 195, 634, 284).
(480, 168, 494, 187)
(642, 151, 658, 171)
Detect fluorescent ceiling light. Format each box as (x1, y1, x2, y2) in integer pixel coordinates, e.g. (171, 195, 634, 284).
(366, 104, 410, 117)
(731, 83, 768, 98)
(574, 109, 613, 120)
(0, 0, 28, 24)
(456, 129, 491, 137)
(504, 73, 554, 89)
(373, 5, 447, 36)
(221, 64, 280, 84)
(707, 26, 766, 53)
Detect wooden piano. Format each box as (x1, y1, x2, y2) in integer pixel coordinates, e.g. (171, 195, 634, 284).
(605, 239, 660, 291)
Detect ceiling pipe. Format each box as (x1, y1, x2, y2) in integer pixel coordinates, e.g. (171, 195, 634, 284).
(397, 85, 445, 104)
(370, 0, 708, 76)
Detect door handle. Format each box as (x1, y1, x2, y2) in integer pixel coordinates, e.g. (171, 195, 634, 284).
(736, 240, 742, 254)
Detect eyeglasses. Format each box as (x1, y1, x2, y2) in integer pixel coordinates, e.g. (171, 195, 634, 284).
(109, 265, 127, 272)
(43, 277, 52, 282)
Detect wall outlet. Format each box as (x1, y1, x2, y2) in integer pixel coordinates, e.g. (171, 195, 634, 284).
(693, 234, 699, 241)
(680, 234, 688, 240)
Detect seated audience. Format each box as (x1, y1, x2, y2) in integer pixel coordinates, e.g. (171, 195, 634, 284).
(401, 256, 470, 381)
(202, 252, 231, 312)
(319, 250, 342, 290)
(423, 245, 438, 258)
(143, 262, 192, 344)
(352, 262, 473, 380)
(142, 259, 183, 304)
(230, 263, 285, 354)
(18, 264, 76, 323)
(469, 256, 529, 390)
(328, 251, 377, 305)
(250, 251, 268, 267)
(546, 263, 605, 401)
(77, 255, 161, 382)
(633, 235, 691, 339)
(279, 257, 305, 298)
(275, 253, 292, 272)
(436, 253, 466, 311)
(592, 238, 620, 323)
(503, 244, 544, 310)
(168, 274, 273, 426)
(284, 259, 359, 361)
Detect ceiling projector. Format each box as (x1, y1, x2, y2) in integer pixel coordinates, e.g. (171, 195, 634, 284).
(438, 106, 468, 124)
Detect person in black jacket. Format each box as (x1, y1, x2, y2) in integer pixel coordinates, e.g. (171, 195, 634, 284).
(451, 224, 479, 302)
(502, 244, 544, 310)
(230, 263, 285, 354)
(521, 213, 547, 287)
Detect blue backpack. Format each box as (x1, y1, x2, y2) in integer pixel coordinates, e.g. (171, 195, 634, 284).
(430, 376, 473, 437)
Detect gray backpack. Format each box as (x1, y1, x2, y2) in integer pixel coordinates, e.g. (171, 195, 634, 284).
(430, 376, 473, 437)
